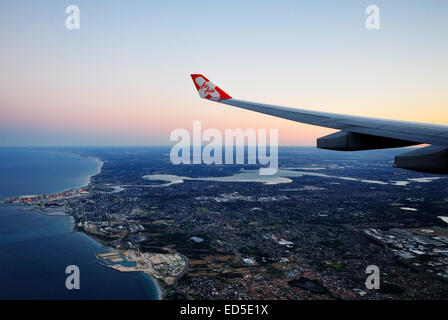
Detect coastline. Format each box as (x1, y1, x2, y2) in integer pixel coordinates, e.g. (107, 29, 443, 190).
(80, 227, 165, 300)
(67, 153, 165, 300)
(0, 150, 164, 300)
(57, 152, 104, 193)
(0, 151, 103, 203)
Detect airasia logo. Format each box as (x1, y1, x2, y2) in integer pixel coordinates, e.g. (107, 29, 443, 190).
(200, 82, 215, 96)
(195, 77, 220, 100)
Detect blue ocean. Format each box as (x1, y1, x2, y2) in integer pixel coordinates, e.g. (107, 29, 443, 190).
(0, 148, 159, 299)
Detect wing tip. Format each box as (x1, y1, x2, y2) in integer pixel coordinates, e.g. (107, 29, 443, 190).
(190, 74, 232, 100)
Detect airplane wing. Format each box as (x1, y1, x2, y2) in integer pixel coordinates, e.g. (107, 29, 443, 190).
(190, 74, 448, 174)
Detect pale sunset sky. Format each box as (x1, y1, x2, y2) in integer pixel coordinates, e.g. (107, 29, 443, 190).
(0, 0, 447, 146)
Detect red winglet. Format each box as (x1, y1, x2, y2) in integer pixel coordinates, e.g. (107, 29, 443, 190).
(190, 74, 232, 101)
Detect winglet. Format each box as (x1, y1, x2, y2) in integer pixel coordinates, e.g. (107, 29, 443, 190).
(190, 74, 232, 101)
